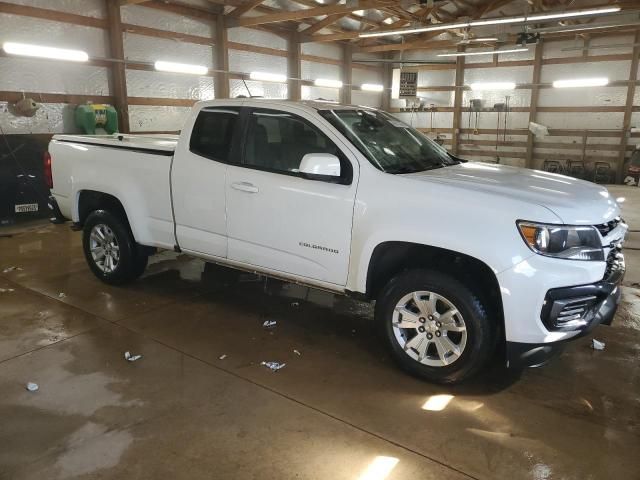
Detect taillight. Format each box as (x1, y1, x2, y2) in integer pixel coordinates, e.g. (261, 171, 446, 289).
(43, 151, 53, 189)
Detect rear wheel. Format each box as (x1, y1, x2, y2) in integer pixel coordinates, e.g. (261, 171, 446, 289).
(376, 269, 496, 384)
(83, 210, 147, 285)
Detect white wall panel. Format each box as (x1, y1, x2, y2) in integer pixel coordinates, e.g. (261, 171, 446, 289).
(464, 65, 532, 85)
(302, 86, 339, 102)
(230, 79, 287, 99)
(464, 49, 533, 64)
(0, 57, 110, 95)
(4, 0, 105, 18)
(393, 111, 454, 129)
(417, 92, 454, 107)
(462, 89, 530, 109)
(301, 42, 342, 60)
(123, 33, 214, 67)
(120, 4, 214, 37)
(352, 67, 382, 85)
(301, 61, 340, 81)
(538, 86, 628, 107)
(418, 69, 455, 87)
(351, 90, 381, 108)
(0, 14, 108, 57)
(0, 102, 77, 134)
(541, 61, 630, 83)
(126, 70, 214, 100)
(129, 105, 191, 132)
(229, 49, 286, 75)
(228, 27, 286, 50)
(537, 112, 624, 130)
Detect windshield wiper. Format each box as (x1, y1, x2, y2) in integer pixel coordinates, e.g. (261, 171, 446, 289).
(385, 164, 447, 174)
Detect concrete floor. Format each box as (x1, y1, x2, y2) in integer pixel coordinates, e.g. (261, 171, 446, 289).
(1, 187, 640, 480)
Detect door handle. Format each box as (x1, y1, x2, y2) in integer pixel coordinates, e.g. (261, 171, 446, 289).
(231, 181, 259, 193)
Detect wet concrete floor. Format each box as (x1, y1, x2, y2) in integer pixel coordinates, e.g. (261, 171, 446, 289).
(1, 187, 640, 479)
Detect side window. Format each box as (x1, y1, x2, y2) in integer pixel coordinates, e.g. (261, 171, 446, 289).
(189, 107, 239, 162)
(243, 109, 349, 181)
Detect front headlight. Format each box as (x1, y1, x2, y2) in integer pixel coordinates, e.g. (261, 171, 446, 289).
(517, 221, 604, 261)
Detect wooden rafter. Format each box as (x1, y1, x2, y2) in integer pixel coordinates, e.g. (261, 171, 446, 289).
(226, 1, 394, 28)
(227, 0, 264, 18)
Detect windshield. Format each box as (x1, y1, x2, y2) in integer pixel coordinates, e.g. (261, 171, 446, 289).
(319, 109, 459, 174)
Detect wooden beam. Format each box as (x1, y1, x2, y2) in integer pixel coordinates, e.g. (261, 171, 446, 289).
(105, 0, 130, 133)
(381, 52, 392, 112)
(300, 13, 346, 36)
(121, 23, 214, 45)
(227, 0, 264, 18)
(288, 32, 302, 101)
(0, 91, 114, 104)
(617, 29, 640, 182)
(215, 15, 230, 99)
(227, 1, 392, 28)
(451, 47, 465, 155)
(0, 1, 106, 28)
(342, 43, 353, 105)
(526, 40, 543, 168)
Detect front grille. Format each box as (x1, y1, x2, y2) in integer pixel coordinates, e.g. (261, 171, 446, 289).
(555, 296, 597, 326)
(595, 217, 622, 237)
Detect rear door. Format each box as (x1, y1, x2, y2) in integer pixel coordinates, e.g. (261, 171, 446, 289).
(225, 106, 359, 286)
(172, 106, 240, 258)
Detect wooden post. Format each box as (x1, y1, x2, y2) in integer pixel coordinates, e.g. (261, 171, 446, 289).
(105, 0, 129, 133)
(526, 40, 543, 169)
(215, 15, 230, 99)
(451, 46, 465, 155)
(381, 52, 392, 112)
(342, 43, 353, 104)
(617, 29, 640, 183)
(288, 32, 301, 101)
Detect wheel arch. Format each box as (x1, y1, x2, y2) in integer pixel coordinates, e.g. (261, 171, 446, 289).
(77, 190, 135, 237)
(364, 241, 505, 337)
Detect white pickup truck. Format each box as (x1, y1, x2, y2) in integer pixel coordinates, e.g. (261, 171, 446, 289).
(47, 99, 627, 384)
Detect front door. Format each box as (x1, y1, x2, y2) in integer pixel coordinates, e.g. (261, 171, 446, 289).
(172, 106, 240, 258)
(226, 106, 358, 286)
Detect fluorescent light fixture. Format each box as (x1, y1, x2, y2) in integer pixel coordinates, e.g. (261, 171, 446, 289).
(359, 6, 622, 39)
(249, 71, 287, 83)
(314, 78, 343, 88)
(469, 37, 499, 42)
(470, 82, 516, 91)
(527, 6, 620, 22)
(154, 60, 207, 75)
(2, 42, 88, 62)
(469, 16, 525, 27)
(361, 83, 384, 92)
(359, 22, 469, 38)
(438, 48, 528, 57)
(552, 77, 609, 88)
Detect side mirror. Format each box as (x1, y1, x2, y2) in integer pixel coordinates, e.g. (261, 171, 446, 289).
(299, 153, 341, 178)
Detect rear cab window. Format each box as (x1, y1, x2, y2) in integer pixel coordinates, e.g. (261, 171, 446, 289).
(189, 107, 240, 162)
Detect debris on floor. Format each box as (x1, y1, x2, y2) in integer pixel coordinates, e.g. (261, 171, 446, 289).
(26, 382, 39, 392)
(124, 351, 143, 362)
(293, 349, 301, 356)
(0, 288, 15, 293)
(291, 302, 299, 308)
(591, 339, 606, 351)
(2, 266, 22, 273)
(58, 292, 66, 299)
(262, 320, 277, 329)
(218, 354, 227, 360)
(261, 361, 286, 372)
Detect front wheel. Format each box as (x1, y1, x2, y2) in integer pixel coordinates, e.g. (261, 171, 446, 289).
(376, 269, 496, 384)
(82, 210, 147, 285)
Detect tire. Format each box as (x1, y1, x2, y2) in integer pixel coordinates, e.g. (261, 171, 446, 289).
(375, 269, 496, 384)
(82, 209, 147, 285)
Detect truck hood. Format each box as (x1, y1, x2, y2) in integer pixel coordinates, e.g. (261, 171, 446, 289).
(404, 162, 619, 225)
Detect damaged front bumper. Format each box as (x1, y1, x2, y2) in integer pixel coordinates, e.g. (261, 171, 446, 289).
(506, 252, 625, 369)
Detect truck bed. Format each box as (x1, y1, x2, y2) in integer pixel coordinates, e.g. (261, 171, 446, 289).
(53, 134, 178, 154)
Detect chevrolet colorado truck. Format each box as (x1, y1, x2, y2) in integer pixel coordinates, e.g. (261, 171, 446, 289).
(46, 99, 627, 384)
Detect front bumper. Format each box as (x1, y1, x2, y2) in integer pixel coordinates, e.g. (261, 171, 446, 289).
(504, 252, 624, 368)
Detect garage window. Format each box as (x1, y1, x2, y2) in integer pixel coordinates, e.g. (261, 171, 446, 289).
(189, 107, 239, 162)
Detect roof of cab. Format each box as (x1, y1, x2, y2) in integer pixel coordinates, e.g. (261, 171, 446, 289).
(194, 98, 374, 112)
